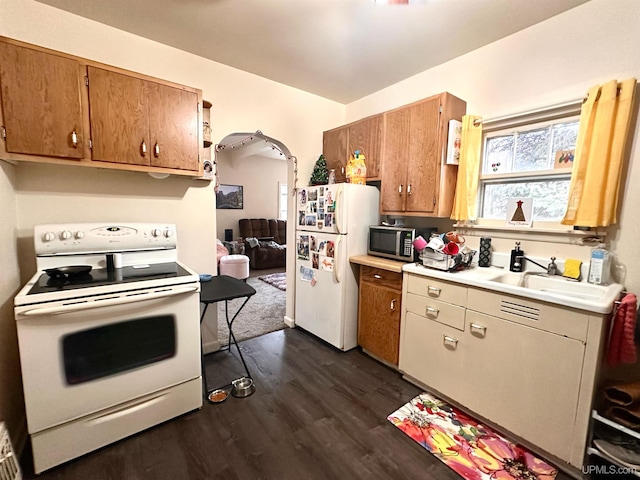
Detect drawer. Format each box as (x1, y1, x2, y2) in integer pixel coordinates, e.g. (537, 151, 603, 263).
(466, 288, 590, 341)
(405, 293, 466, 331)
(360, 266, 402, 290)
(406, 274, 467, 307)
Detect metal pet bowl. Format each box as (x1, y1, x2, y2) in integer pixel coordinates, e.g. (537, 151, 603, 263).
(231, 377, 255, 398)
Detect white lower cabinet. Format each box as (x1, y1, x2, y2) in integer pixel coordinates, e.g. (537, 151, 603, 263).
(399, 272, 608, 471)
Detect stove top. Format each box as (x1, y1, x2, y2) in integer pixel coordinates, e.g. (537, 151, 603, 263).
(27, 262, 192, 296)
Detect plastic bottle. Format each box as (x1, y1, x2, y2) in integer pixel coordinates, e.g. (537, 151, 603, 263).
(588, 246, 611, 285)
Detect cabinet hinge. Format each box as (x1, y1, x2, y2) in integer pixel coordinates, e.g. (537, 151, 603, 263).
(85, 76, 89, 87)
(1, 126, 6, 141)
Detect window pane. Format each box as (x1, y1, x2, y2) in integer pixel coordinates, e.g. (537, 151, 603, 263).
(514, 128, 550, 172)
(481, 180, 571, 221)
(551, 121, 579, 153)
(484, 135, 513, 174)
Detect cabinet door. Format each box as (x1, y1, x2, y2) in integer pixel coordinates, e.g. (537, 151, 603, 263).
(0, 41, 84, 159)
(148, 83, 199, 171)
(358, 277, 401, 365)
(399, 311, 467, 401)
(405, 97, 440, 213)
(380, 107, 410, 212)
(323, 126, 348, 183)
(87, 66, 150, 166)
(349, 115, 383, 179)
(463, 310, 584, 463)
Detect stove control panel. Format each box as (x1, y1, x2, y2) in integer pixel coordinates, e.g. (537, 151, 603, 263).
(35, 223, 177, 255)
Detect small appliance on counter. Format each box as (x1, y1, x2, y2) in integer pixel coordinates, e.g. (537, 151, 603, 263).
(368, 225, 437, 262)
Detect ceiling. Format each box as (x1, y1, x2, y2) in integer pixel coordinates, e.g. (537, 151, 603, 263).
(36, 0, 590, 104)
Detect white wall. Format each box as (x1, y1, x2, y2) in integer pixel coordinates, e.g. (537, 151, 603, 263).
(347, 0, 640, 297)
(215, 149, 288, 241)
(0, 0, 343, 448)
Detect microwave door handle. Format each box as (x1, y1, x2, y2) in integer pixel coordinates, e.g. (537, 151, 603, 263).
(18, 285, 199, 317)
(396, 232, 402, 258)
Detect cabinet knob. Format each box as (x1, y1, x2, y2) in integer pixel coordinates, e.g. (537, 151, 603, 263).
(470, 323, 487, 337)
(398, 184, 403, 195)
(443, 335, 458, 349)
(154, 143, 160, 157)
(374, 274, 382, 279)
(407, 184, 412, 195)
(140, 140, 147, 156)
(70, 130, 78, 148)
(390, 298, 397, 311)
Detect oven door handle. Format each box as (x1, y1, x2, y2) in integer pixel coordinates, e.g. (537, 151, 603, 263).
(19, 285, 199, 317)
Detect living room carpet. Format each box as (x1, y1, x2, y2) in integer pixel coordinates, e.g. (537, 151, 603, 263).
(258, 272, 286, 291)
(388, 392, 558, 480)
(217, 275, 286, 345)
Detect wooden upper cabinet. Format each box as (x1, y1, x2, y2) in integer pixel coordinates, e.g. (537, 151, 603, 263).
(348, 114, 383, 179)
(381, 92, 466, 217)
(322, 126, 348, 183)
(0, 40, 85, 159)
(88, 66, 150, 166)
(88, 67, 199, 171)
(148, 83, 199, 170)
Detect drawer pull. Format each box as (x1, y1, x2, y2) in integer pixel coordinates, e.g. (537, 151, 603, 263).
(154, 142, 160, 157)
(398, 184, 403, 195)
(470, 323, 487, 336)
(71, 130, 78, 147)
(140, 140, 147, 156)
(374, 274, 382, 279)
(425, 306, 439, 317)
(443, 335, 458, 349)
(427, 285, 441, 296)
(390, 298, 397, 311)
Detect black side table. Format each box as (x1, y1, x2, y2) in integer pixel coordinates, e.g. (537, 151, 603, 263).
(199, 275, 256, 402)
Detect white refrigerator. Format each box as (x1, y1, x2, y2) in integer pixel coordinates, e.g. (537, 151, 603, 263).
(294, 183, 380, 350)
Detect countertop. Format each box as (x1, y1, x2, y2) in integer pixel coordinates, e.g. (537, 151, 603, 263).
(349, 255, 406, 273)
(403, 262, 623, 315)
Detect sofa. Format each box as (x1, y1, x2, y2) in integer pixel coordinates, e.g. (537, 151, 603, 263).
(238, 218, 286, 270)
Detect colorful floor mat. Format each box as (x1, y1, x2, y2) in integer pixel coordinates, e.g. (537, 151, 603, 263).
(388, 393, 558, 480)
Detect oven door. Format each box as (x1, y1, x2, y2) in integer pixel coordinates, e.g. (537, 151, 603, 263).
(15, 284, 201, 434)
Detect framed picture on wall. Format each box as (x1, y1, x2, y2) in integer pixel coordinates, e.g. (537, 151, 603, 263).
(216, 184, 243, 209)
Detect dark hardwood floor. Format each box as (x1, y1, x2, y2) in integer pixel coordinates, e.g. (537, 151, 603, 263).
(22, 328, 574, 480)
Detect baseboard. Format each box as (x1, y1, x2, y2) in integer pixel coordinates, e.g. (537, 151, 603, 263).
(284, 315, 295, 328)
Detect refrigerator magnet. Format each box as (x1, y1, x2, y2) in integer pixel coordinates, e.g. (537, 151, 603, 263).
(326, 241, 335, 258)
(312, 253, 319, 269)
(308, 189, 318, 201)
(317, 220, 323, 229)
(297, 235, 309, 260)
(324, 214, 333, 228)
(298, 210, 305, 226)
(320, 256, 334, 271)
(300, 266, 314, 282)
(304, 214, 316, 226)
(310, 236, 317, 252)
(299, 189, 307, 205)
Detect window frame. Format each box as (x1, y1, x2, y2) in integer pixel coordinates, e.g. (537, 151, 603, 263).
(473, 106, 583, 232)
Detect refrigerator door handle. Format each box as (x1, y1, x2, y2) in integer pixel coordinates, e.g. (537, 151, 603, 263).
(335, 185, 344, 234)
(334, 236, 341, 283)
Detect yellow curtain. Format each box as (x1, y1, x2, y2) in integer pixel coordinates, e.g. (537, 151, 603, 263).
(450, 115, 483, 221)
(561, 78, 637, 227)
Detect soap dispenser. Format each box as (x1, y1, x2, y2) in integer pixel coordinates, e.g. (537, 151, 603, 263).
(510, 242, 524, 272)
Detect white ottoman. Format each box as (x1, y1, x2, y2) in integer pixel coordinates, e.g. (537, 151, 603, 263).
(219, 254, 250, 281)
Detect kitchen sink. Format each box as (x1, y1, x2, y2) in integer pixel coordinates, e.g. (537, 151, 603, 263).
(483, 270, 620, 302)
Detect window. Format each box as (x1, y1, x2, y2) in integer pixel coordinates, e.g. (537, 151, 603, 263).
(278, 182, 288, 220)
(479, 116, 579, 223)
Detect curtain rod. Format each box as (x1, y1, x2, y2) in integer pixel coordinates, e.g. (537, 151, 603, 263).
(474, 98, 584, 128)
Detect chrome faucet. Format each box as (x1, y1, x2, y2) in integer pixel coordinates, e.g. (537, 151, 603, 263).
(514, 256, 559, 276)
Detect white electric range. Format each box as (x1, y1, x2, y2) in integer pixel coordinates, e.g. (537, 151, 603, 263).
(14, 222, 203, 474)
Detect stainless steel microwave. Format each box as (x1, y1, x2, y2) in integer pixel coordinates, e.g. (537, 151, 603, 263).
(368, 226, 416, 262)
